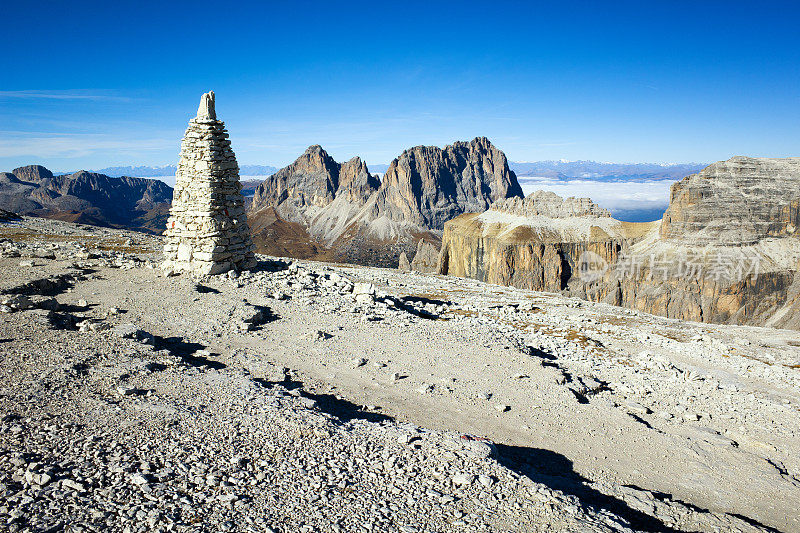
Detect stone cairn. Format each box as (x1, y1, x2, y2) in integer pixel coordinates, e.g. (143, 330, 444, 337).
(162, 91, 256, 276)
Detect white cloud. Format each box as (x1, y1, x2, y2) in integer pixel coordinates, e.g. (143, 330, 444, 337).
(0, 132, 175, 159)
(518, 177, 674, 215)
(0, 90, 133, 102)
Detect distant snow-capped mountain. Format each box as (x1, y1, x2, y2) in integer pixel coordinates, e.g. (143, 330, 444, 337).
(508, 160, 705, 181)
(87, 164, 278, 178)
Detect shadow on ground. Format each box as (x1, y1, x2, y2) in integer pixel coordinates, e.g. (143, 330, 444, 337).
(150, 335, 227, 369)
(253, 377, 393, 424)
(495, 443, 779, 533)
(495, 443, 682, 532)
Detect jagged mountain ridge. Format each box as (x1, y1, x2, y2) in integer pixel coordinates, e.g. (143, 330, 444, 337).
(249, 137, 523, 266)
(0, 165, 173, 233)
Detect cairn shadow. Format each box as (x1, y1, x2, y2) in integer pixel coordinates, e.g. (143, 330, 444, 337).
(253, 377, 393, 424)
(248, 304, 280, 330)
(391, 295, 449, 319)
(149, 335, 227, 369)
(495, 443, 683, 532)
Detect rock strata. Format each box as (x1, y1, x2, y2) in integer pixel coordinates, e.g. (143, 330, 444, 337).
(439, 157, 800, 329)
(162, 92, 256, 276)
(438, 191, 637, 292)
(661, 156, 800, 245)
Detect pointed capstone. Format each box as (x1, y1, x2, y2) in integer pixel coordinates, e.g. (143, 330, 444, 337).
(162, 92, 256, 277)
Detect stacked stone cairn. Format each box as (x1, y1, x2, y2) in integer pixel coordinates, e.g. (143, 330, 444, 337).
(162, 91, 257, 276)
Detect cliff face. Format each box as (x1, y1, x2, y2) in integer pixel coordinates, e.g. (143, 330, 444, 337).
(363, 136, 522, 231)
(251, 145, 380, 226)
(438, 192, 640, 292)
(661, 156, 800, 245)
(248, 137, 522, 266)
(248, 145, 382, 260)
(0, 165, 173, 233)
(438, 159, 800, 329)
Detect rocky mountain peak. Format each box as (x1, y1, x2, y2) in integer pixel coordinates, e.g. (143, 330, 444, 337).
(337, 156, 380, 203)
(372, 137, 523, 230)
(12, 165, 53, 183)
(250, 146, 380, 229)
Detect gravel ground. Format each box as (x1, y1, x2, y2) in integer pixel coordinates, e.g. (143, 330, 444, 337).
(1, 216, 798, 532)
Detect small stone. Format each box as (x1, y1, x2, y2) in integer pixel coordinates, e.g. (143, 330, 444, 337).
(353, 282, 376, 296)
(129, 473, 150, 485)
(62, 479, 86, 492)
(495, 404, 510, 413)
(416, 384, 434, 395)
(478, 475, 494, 487)
(451, 473, 475, 486)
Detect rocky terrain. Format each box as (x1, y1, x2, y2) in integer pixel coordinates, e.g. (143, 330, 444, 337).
(248, 138, 523, 267)
(0, 165, 173, 233)
(439, 157, 800, 329)
(1, 215, 799, 532)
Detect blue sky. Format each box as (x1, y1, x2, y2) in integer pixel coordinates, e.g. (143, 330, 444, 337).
(1, 0, 798, 171)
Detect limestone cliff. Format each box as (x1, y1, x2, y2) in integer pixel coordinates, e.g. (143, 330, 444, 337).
(358, 136, 523, 233)
(438, 159, 800, 329)
(438, 192, 642, 292)
(661, 156, 800, 245)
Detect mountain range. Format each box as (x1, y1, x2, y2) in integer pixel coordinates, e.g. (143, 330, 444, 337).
(248, 137, 521, 266)
(65, 164, 279, 178)
(0, 165, 172, 233)
(509, 160, 705, 180)
(60, 161, 703, 183)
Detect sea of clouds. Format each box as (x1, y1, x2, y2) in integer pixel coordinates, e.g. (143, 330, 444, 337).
(518, 177, 675, 222)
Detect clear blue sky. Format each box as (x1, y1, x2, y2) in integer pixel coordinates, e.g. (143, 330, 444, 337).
(1, 0, 798, 171)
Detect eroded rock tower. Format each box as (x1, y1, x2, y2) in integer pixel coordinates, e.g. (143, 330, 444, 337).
(162, 91, 256, 276)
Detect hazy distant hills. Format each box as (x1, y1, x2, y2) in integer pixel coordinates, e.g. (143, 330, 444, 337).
(84, 164, 279, 178)
(73, 161, 704, 183)
(508, 161, 705, 181)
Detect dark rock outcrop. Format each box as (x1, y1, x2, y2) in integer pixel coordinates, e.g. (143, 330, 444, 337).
(0, 209, 20, 222)
(0, 166, 173, 233)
